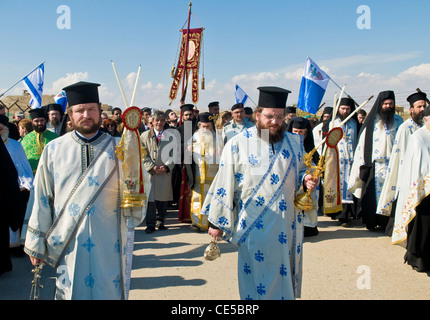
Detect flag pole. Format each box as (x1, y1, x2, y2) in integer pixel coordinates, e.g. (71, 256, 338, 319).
(329, 78, 360, 108)
(0, 61, 45, 99)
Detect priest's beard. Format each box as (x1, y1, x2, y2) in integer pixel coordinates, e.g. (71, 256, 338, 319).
(71, 116, 102, 135)
(49, 118, 60, 128)
(411, 112, 424, 126)
(379, 107, 395, 125)
(33, 123, 47, 133)
(257, 121, 284, 143)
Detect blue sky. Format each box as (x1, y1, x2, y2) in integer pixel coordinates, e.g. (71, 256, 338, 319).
(1, 0, 429, 111)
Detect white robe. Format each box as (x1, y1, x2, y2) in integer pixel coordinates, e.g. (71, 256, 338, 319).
(392, 126, 430, 245)
(202, 126, 307, 300)
(376, 118, 421, 216)
(348, 114, 403, 204)
(333, 117, 358, 204)
(24, 131, 150, 300)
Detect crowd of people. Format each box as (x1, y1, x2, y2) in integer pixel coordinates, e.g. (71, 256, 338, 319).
(0, 82, 429, 300)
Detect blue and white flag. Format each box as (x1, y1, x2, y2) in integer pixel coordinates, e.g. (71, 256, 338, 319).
(22, 63, 45, 109)
(54, 90, 68, 112)
(297, 57, 330, 114)
(235, 84, 248, 105)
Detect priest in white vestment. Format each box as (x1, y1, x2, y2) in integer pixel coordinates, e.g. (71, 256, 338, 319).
(188, 112, 224, 231)
(392, 109, 430, 272)
(348, 90, 403, 231)
(376, 92, 426, 231)
(202, 87, 318, 300)
(24, 82, 150, 300)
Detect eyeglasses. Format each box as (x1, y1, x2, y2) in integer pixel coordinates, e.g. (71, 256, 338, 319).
(261, 113, 284, 121)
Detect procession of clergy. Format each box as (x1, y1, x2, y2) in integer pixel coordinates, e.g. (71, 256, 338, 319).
(1, 80, 429, 300)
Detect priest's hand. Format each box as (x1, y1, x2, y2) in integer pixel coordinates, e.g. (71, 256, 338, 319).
(29, 255, 44, 266)
(304, 174, 319, 191)
(208, 227, 223, 241)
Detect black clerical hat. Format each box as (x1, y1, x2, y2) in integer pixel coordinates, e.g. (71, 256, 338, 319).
(29, 108, 47, 120)
(258, 86, 291, 109)
(208, 101, 219, 108)
(407, 92, 427, 106)
(181, 104, 195, 112)
(198, 112, 214, 123)
(46, 103, 64, 115)
(339, 98, 355, 108)
(62, 81, 100, 107)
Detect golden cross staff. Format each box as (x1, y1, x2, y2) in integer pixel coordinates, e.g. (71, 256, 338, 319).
(294, 89, 374, 212)
(29, 264, 44, 300)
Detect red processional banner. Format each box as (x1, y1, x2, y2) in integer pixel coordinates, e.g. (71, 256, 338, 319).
(169, 28, 203, 104)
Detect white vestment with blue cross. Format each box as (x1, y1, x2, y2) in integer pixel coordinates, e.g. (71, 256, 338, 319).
(24, 131, 150, 300)
(202, 126, 307, 300)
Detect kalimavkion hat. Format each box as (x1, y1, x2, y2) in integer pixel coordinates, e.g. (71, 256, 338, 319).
(258, 86, 291, 109)
(62, 81, 101, 107)
(407, 92, 427, 106)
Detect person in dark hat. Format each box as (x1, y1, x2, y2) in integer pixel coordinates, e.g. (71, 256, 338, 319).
(20, 108, 58, 173)
(188, 112, 223, 231)
(222, 102, 254, 143)
(46, 103, 64, 134)
(377, 91, 427, 234)
(208, 101, 220, 117)
(204, 86, 318, 300)
(348, 90, 404, 232)
(24, 81, 150, 300)
(287, 117, 320, 237)
(312, 106, 333, 154)
(284, 106, 297, 125)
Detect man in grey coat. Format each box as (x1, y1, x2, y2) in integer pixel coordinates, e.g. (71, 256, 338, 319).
(141, 110, 180, 233)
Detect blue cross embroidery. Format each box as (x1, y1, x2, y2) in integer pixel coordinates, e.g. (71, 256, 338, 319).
(240, 218, 246, 229)
(255, 219, 264, 230)
(279, 199, 287, 212)
(255, 250, 264, 262)
(218, 216, 229, 226)
(256, 283, 266, 296)
(255, 195, 265, 207)
(85, 273, 95, 288)
(114, 239, 120, 253)
(82, 237, 95, 252)
(113, 274, 121, 288)
(278, 232, 287, 244)
(270, 174, 280, 185)
(243, 263, 251, 275)
(280, 264, 288, 277)
(248, 154, 258, 165)
(217, 188, 227, 198)
(235, 172, 244, 183)
(88, 176, 99, 187)
(40, 196, 49, 208)
(51, 235, 63, 246)
(68, 202, 80, 216)
(282, 149, 290, 159)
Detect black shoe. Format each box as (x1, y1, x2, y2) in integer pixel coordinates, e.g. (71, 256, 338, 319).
(145, 226, 155, 233)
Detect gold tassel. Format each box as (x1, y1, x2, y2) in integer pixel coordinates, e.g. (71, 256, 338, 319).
(201, 77, 205, 90)
(171, 66, 176, 79)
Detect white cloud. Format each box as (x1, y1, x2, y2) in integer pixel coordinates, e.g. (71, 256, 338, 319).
(47, 72, 89, 94)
